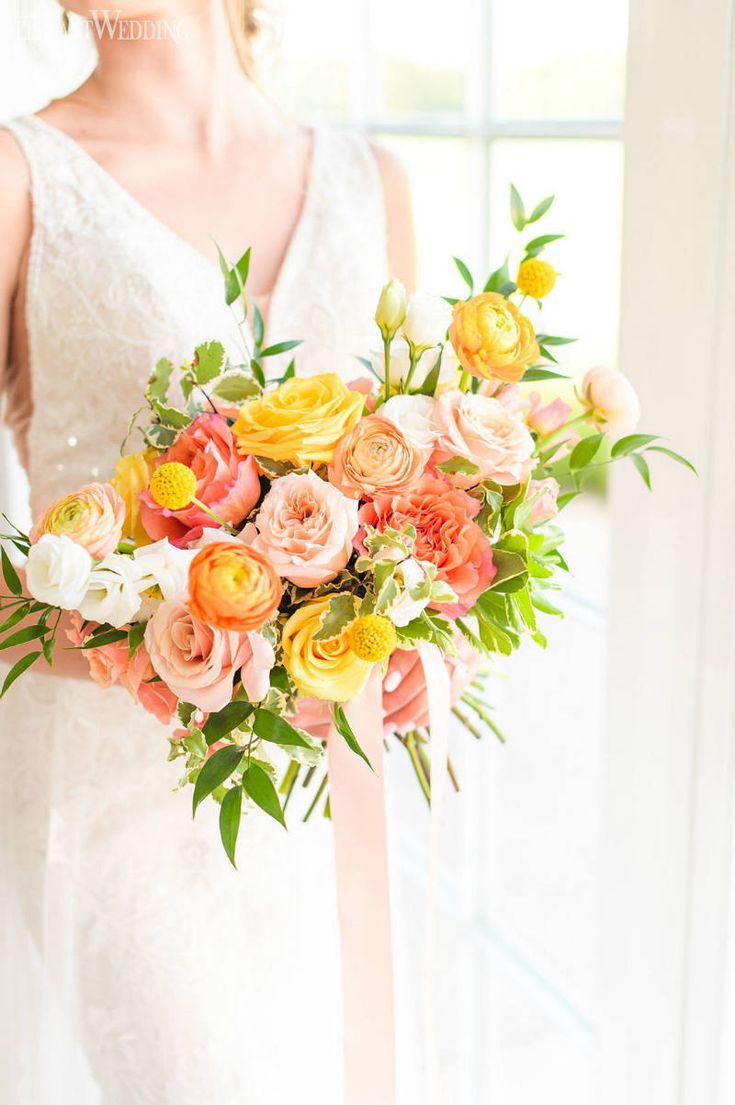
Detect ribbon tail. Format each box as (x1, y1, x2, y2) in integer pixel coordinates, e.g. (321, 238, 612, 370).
(328, 666, 396, 1105)
(417, 640, 452, 1105)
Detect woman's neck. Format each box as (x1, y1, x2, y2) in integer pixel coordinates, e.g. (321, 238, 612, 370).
(71, 3, 273, 156)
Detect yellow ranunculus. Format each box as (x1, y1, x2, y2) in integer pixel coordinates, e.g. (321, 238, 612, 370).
(282, 596, 373, 702)
(449, 292, 539, 384)
(111, 450, 156, 546)
(232, 374, 364, 467)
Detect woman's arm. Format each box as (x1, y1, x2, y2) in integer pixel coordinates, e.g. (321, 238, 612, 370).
(370, 142, 418, 292)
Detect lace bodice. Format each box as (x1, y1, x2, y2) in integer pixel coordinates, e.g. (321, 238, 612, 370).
(2, 114, 387, 512)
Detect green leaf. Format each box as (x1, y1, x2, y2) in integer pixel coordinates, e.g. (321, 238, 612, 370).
(259, 340, 302, 359)
(193, 341, 226, 384)
(611, 433, 659, 458)
(521, 367, 569, 382)
(528, 194, 554, 223)
(437, 457, 481, 477)
(202, 700, 254, 744)
(192, 744, 244, 815)
(332, 703, 373, 770)
(453, 256, 474, 294)
(177, 701, 197, 727)
(414, 350, 443, 396)
(644, 445, 697, 475)
(82, 628, 128, 650)
(489, 549, 528, 589)
(219, 246, 251, 306)
(0, 623, 48, 651)
(243, 761, 286, 827)
(534, 333, 576, 346)
(630, 452, 652, 490)
(212, 373, 260, 402)
(0, 649, 41, 697)
(250, 359, 266, 388)
(313, 593, 358, 642)
(531, 590, 564, 617)
(0, 603, 30, 634)
(147, 357, 174, 403)
(523, 233, 565, 256)
(569, 433, 605, 471)
(484, 257, 511, 293)
(1, 548, 22, 596)
(149, 398, 191, 429)
(128, 621, 146, 658)
(252, 302, 265, 348)
(219, 785, 243, 867)
(252, 709, 312, 748)
(510, 184, 527, 231)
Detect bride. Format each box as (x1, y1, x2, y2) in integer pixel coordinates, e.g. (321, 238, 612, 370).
(0, 2, 430, 1102)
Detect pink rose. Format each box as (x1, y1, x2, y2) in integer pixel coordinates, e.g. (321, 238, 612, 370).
(431, 391, 535, 488)
(144, 600, 274, 713)
(527, 477, 560, 525)
(31, 482, 125, 558)
(66, 613, 178, 725)
(250, 470, 358, 588)
(526, 392, 572, 437)
(139, 413, 261, 547)
(578, 365, 641, 440)
(357, 472, 496, 618)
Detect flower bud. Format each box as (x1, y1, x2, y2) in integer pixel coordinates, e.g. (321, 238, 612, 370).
(375, 278, 407, 340)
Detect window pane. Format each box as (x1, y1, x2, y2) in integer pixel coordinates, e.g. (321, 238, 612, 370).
(270, 0, 359, 120)
(488, 139, 624, 371)
(491, 0, 628, 120)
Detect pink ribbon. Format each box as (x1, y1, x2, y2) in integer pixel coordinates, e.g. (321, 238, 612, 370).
(328, 665, 396, 1105)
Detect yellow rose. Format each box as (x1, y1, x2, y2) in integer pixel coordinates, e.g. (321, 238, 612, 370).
(232, 374, 364, 467)
(449, 292, 539, 384)
(111, 450, 156, 546)
(282, 596, 373, 702)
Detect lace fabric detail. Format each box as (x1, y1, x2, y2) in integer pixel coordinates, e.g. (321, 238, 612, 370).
(0, 114, 389, 1105)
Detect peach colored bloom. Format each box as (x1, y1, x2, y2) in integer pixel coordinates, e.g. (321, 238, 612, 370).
(328, 415, 426, 499)
(187, 542, 282, 633)
(144, 600, 274, 713)
(526, 392, 572, 437)
(527, 477, 560, 525)
(139, 413, 260, 547)
(578, 365, 641, 440)
(31, 482, 125, 559)
(357, 472, 496, 618)
(250, 471, 358, 588)
(449, 293, 539, 383)
(431, 391, 535, 488)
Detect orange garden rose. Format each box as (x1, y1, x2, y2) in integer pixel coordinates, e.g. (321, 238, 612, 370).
(187, 541, 282, 632)
(328, 415, 426, 499)
(449, 292, 539, 384)
(30, 481, 126, 558)
(232, 373, 364, 467)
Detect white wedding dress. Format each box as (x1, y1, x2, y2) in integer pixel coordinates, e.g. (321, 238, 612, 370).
(0, 115, 425, 1105)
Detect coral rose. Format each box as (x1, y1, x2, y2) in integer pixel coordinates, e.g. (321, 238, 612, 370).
(139, 413, 260, 548)
(431, 391, 535, 488)
(232, 373, 364, 467)
(187, 541, 282, 632)
(250, 470, 358, 588)
(31, 482, 125, 559)
(144, 600, 274, 713)
(357, 473, 496, 618)
(282, 595, 372, 701)
(449, 292, 539, 383)
(328, 415, 425, 499)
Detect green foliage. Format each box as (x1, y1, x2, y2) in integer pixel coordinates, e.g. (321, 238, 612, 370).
(192, 745, 244, 816)
(453, 256, 474, 294)
(202, 700, 254, 744)
(313, 594, 358, 642)
(242, 761, 286, 827)
(332, 703, 373, 770)
(219, 786, 243, 867)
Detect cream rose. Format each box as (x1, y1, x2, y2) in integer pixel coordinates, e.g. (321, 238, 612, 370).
(77, 553, 145, 628)
(250, 471, 358, 588)
(25, 534, 93, 610)
(431, 391, 535, 488)
(402, 292, 452, 351)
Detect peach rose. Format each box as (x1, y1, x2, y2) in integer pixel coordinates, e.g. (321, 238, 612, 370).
(578, 365, 641, 440)
(328, 415, 426, 499)
(139, 413, 260, 547)
(250, 470, 358, 588)
(449, 292, 539, 383)
(527, 477, 560, 525)
(144, 600, 274, 713)
(31, 482, 125, 558)
(431, 391, 535, 488)
(525, 392, 572, 437)
(66, 613, 178, 725)
(357, 473, 496, 618)
(187, 541, 282, 632)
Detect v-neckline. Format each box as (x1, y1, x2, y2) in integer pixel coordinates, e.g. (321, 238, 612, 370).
(29, 114, 321, 333)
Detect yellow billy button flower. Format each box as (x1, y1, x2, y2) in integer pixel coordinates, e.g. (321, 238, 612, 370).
(517, 258, 556, 299)
(149, 462, 198, 511)
(347, 614, 397, 663)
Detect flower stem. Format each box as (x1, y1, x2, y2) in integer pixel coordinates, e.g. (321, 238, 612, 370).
(405, 731, 431, 805)
(383, 336, 392, 402)
(303, 773, 328, 822)
(403, 346, 420, 392)
(190, 496, 236, 534)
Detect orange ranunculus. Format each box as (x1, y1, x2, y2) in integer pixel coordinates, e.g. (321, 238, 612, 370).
(449, 292, 539, 384)
(187, 542, 282, 632)
(328, 415, 426, 499)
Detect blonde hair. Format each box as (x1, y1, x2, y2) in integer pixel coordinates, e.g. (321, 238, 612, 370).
(223, 0, 267, 77)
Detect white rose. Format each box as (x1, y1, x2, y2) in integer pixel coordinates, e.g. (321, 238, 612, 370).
(578, 365, 641, 440)
(402, 292, 452, 351)
(370, 339, 458, 391)
(25, 534, 92, 610)
(77, 553, 145, 628)
(390, 558, 432, 627)
(381, 394, 437, 458)
(133, 538, 198, 602)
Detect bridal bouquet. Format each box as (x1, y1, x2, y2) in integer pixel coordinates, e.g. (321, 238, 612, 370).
(0, 188, 692, 863)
